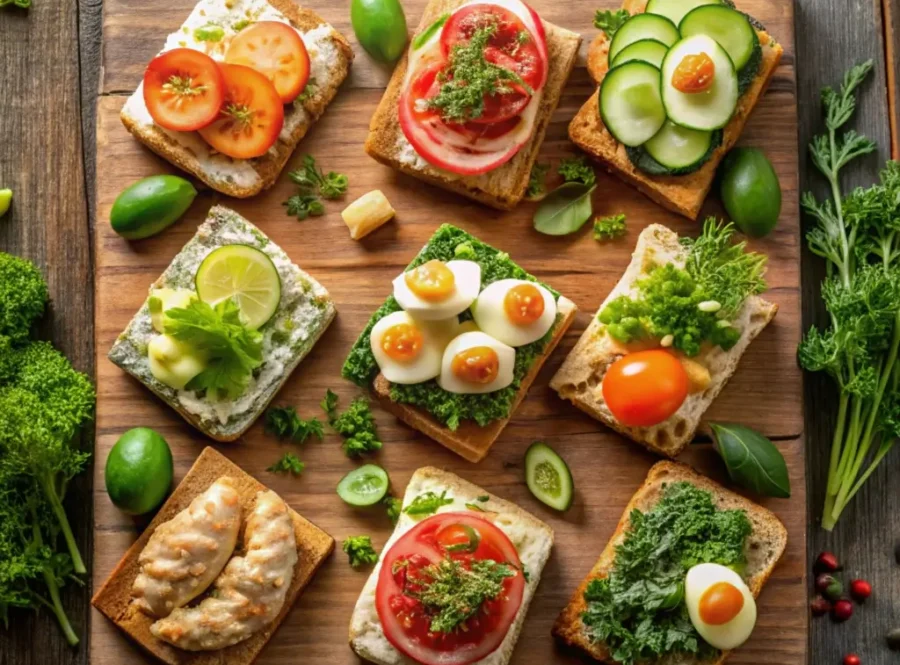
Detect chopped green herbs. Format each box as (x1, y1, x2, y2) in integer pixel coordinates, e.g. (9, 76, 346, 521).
(322, 390, 383, 458)
(264, 406, 324, 444)
(593, 214, 626, 241)
(193, 23, 225, 42)
(558, 156, 597, 187)
(384, 496, 402, 524)
(403, 490, 454, 517)
(283, 194, 325, 221)
(593, 8, 629, 39)
(343, 535, 379, 568)
(267, 452, 305, 476)
(283, 155, 348, 220)
(526, 162, 550, 200)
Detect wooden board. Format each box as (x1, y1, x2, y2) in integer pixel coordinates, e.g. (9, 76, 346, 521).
(92, 1, 806, 664)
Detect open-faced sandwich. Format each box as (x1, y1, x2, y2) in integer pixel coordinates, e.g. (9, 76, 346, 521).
(349, 466, 553, 665)
(121, 0, 353, 198)
(568, 0, 783, 219)
(364, 0, 582, 210)
(92, 447, 334, 665)
(108, 205, 335, 441)
(553, 461, 787, 665)
(342, 224, 576, 462)
(550, 221, 775, 457)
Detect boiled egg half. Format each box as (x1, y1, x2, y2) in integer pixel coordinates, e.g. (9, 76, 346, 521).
(437, 331, 515, 394)
(393, 259, 481, 321)
(370, 311, 458, 384)
(684, 563, 757, 651)
(471, 279, 557, 347)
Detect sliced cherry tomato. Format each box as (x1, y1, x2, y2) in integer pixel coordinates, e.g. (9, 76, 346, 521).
(143, 48, 225, 132)
(376, 513, 524, 665)
(225, 21, 310, 103)
(601, 350, 689, 427)
(198, 63, 284, 159)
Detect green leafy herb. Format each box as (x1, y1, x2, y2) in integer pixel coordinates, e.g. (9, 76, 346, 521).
(709, 423, 791, 498)
(283, 194, 325, 221)
(581, 482, 751, 664)
(264, 406, 324, 444)
(0, 252, 49, 344)
(477, 495, 489, 502)
(533, 183, 597, 236)
(267, 452, 305, 476)
(454, 241, 476, 259)
(295, 77, 318, 103)
(593, 214, 627, 241)
(193, 23, 225, 42)
(403, 490, 453, 517)
(413, 13, 449, 50)
(558, 156, 597, 187)
(323, 391, 383, 458)
(593, 8, 629, 38)
(289, 154, 349, 198)
(321, 388, 339, 416)
(343, 535, 378, 568)
(526, 163, 550, 200)
(232, 18, 252, 31)
(164, 299, 263, 400)
(384, 496, 402, 524)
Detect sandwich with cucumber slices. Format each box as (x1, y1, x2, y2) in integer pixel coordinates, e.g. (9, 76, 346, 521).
(569, 0, 783, 219)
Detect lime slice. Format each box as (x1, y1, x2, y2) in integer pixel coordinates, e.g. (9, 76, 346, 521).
(195, 245, 281, 330)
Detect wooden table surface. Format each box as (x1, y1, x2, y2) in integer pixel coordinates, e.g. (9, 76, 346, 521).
(0, 0, 898, 663)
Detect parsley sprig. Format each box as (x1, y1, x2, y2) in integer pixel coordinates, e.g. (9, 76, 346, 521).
(283, 154, 348, 221)
(593, 9, 629, 39)
(593, 214, 626, 241)
(526, 162, 549, 200)
(558, 156, 597, 187)
(321, 389, 383, 458)
(267, 452, 305, 476)
(264, 405, 324, 444)
(343, 535, 379, 568)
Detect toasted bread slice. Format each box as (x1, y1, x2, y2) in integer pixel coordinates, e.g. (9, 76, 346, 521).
(120, 0, 353, 198)
(363, 0, 581, 210)
(570, 0, 783, 219)
(349, 466, 554, 665)
(92, 447, 334, 665)
(552, 460, 788, 664)
(550, 224, 776, 458)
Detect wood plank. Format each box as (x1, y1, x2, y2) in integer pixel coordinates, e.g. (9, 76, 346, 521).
(92, 0, 806, 663)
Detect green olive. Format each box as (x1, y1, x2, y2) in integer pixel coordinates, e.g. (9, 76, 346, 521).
(110, 175, 197, 240)
(719, 147, 781, 238)
(351, 0, 409, 64)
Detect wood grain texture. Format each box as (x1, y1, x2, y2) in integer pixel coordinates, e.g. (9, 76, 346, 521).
(796, 0, 900, 662)
(90, 1, 806, 665)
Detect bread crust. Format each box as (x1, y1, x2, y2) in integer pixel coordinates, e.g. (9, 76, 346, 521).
(569, 1, 784, 219)
(363, 0, 582, 210)
(92, 447, 334, 665)
(372, 296, 577, 462)
(120, 0, 353, 199)
(551, 460, 788, 665)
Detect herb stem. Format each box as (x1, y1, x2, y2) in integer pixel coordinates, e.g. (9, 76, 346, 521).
(41, 473, 86, 575)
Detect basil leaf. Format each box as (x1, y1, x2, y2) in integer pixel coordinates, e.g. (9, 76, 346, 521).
(413, 13, 449, 50)
(533, 183, 596, 236)
(709, 422, 791, 498)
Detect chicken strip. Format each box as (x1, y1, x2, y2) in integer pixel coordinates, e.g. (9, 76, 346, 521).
(150, 490, 298, 651)
(132, 476, 241, 618)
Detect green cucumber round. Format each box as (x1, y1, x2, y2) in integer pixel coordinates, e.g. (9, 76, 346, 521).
(337, 464, 390, 507)
(600, 61, 666, 147)
(608, 13, 679, 63)
(110, 175, 197, 240)
(626, 127, 722, 176)
(679, 5, 757, 70)
(525, 442, 574, 511)
(645, 0, 723, 26)
(610, 38, 670, 69)
(643, 120, 715, 170)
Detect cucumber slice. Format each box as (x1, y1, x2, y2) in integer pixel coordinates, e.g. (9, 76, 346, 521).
(644, 120, 715, 170)
(608, 13, 679, 63)
(645, 0, 722, 26)
(610, 38, 669, 69)
(337, 464, 389, 507)
(194, 244, 282, 330)
(600, 61, 666, 146)
(525, 442, 574, 511)
(627, 126, 722, 175)
(661, 35, 738, 131)
(679, 5, 756, 70)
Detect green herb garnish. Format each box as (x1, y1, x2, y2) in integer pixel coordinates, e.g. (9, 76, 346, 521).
(403, 490, 453, 517)
(283, 194, 325, 221)
(232, 18, 252, 31)
(593, 9, 629, 39)
(322, 391, 382, 458)
(343, 535, 379, 568)
(593, 214, 626, 241)
(289, 154, 348, 199)
(384, 496, 402, 524)
(193, 23, 225, 42)
(267, 452, 305, 476)
(264, 406, 324, 444)
(526, 162, 549, 200)
(558, 156, 597, 187)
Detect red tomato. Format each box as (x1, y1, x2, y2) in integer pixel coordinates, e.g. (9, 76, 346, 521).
(198, 63, 284, 159)
(376, 513, 525, 665)
(601, 350, 689, 427)
(143, 48, 225, 131)
(225, 21, 310, 103)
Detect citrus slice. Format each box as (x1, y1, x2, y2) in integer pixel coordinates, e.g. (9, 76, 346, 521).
(195, 245, 281, 330)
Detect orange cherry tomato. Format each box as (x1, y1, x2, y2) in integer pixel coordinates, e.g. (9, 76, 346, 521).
(405, 260, 456, 302)
(671, 52, 716, 93)
(504, 283, 545, 325)
(451, 346, 500, 385)
(381, 323, 423, 362)
(601, 350, 689, 427)
(198, 63, 284, 159)
(225, 21, 310, 103)
(143, 48, 225, 131)
(699, 582, 745, 625)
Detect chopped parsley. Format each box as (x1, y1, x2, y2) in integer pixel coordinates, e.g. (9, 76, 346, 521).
(404, 490, 454, 517)
(384, 496, 402, 524)
(558, 156, 596, 187)
(526, 162, 550, 200)
(322, 390, 383, 458)
(343, 535, 379, 568)
(267, 452, 305, 476)
(593, 9, 629, 39)
(264, 406, 324, 443)
(593, 214, 627, 241)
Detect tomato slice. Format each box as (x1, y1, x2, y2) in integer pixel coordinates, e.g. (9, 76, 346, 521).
(225, 21, 310, 103)
(376, 513, 525, 665)
(143, 48, 225, 132)
(197, 63, 284, 159)
(601, 350, 690, 427)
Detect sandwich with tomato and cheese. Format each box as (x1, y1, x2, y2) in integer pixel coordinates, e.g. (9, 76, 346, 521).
(364, 0, 581, 210)
(120, 0, 353, 198)
(349, 466, 553, 665)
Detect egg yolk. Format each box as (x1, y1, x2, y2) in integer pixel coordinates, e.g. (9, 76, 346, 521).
(380, 323, 423, 362)
(699, 581, 745, 625)
(504, 283, 545, 325)
(405, 260, 456, 302)
(451, 346, 500, 384)
(672, 52, 716, 93)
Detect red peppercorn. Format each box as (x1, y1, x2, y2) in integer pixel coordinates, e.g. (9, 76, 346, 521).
(810, 596, 831, 617)
(832, 598, 853, 622)
(850, 579, 872, 602)
(815, 551, 841, 574)
(843, 654, 861, 665)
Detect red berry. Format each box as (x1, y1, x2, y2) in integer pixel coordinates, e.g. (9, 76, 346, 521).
(815, 551, 841, 573)
(810, 596, 831, 617)
(832, 598, 853, 622)
(850, 579, 872, 602)
(843, 654, 861, 665)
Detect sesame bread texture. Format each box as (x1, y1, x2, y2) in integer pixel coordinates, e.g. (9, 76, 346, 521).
(570, 0, 783, 219)
(349, 466, 554, 665)
(549, 224, 777, 458)
(92, 447, 334, 665)
(120, 0, 353, 198)
(552, 460, 788, 665)
(363, 0, 582, 210)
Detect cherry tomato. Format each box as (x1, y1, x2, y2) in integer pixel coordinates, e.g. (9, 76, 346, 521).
(601, 350, 689, 427)
(143, 48, 225, 131)
(225, 21, 310, 103)
(198, 63, 284, 159)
